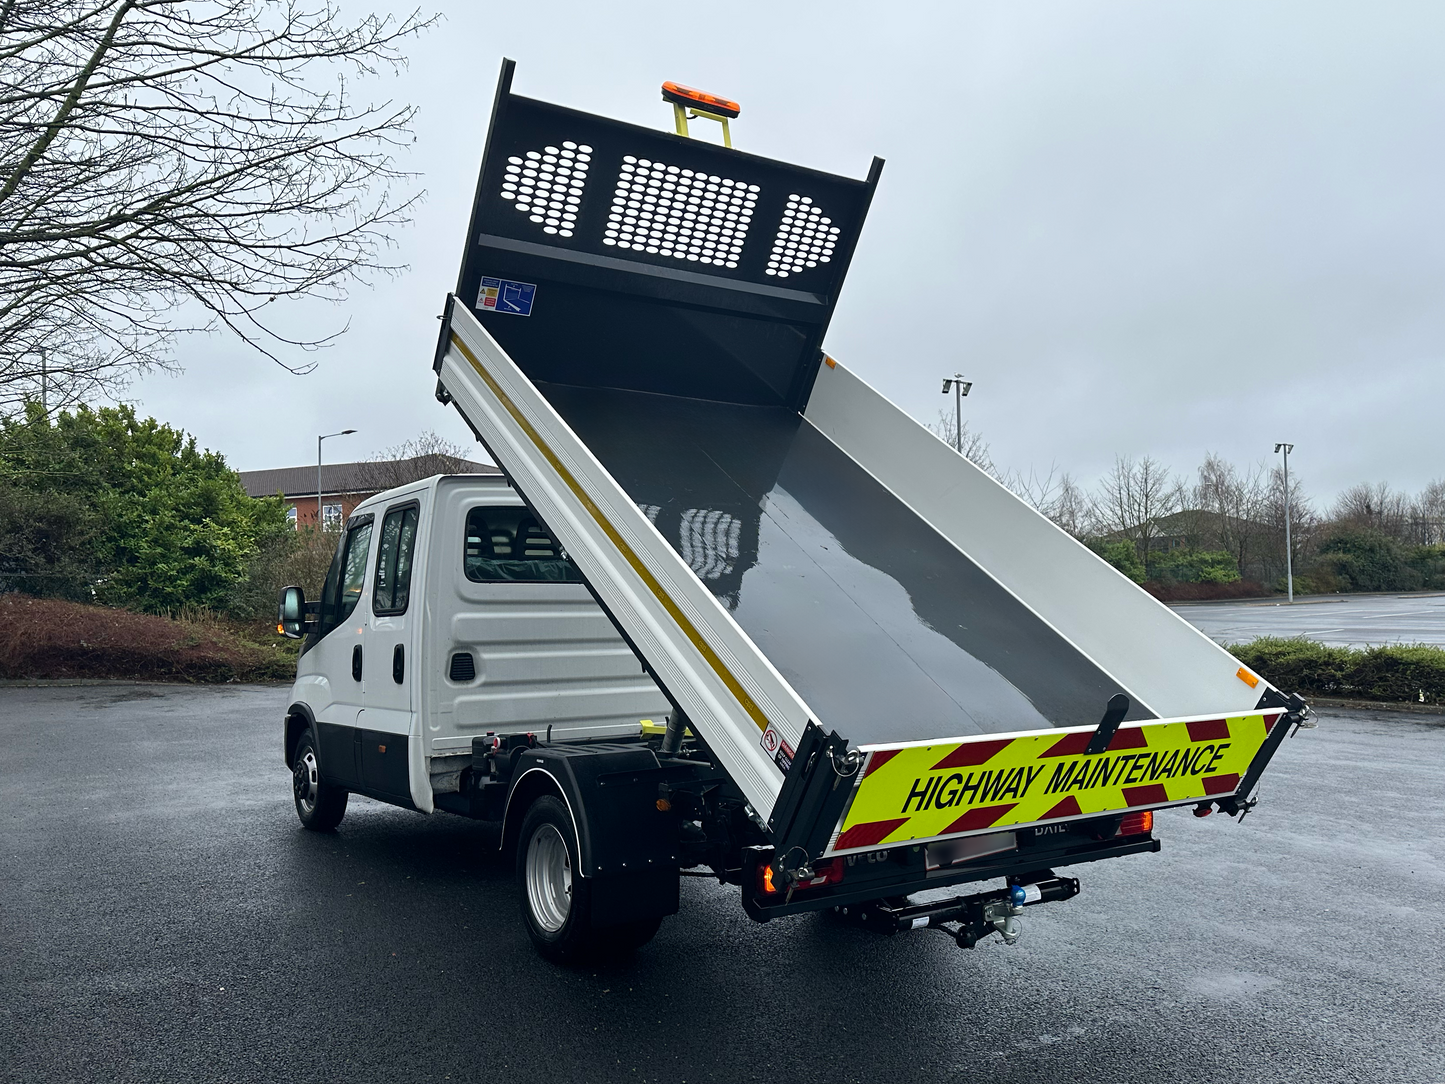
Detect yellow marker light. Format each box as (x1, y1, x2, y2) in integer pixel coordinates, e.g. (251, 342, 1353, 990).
(661, 81, 740, 118)
(1236, 667, 1260, 689)
(276, 623, 285, 635)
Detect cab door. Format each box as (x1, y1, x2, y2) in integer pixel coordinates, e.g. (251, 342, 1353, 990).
(307, 514, 375, 789)
(358, 500, 421, 800)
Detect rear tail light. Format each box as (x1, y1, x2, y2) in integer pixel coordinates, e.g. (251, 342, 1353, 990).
(1117, 810, 1154, 837)
(757, 858, 844, 896)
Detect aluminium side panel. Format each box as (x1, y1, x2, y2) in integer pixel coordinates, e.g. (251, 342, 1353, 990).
(803, 360, 1276, 719)
(438, 304, 816, 817)
(425, 476, 670, 756)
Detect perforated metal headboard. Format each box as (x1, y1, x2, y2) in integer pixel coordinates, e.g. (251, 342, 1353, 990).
(453, 59, 883, 412)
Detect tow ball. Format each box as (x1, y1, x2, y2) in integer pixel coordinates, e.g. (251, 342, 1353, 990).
(834, 875, 1081, 949)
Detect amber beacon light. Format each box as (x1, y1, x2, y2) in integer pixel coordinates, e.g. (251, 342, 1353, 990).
(662, 81, 740, 147)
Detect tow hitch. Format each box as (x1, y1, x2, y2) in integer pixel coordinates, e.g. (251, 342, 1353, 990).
(833, 875, 1081, 949)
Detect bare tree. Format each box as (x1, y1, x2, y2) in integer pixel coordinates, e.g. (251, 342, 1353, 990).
(1412, 479, 1445, 546)
(1003, 463, 1090, 537)
(1091, 455, 1181, 561)
(358, 429, 481, 491)
(1264, 462, 1314, 585)
(0, 0, 435, 410)
(1332, 482, 1412, 539)
(1192, 452, 1269, 579)
(926, 407, 995, 475)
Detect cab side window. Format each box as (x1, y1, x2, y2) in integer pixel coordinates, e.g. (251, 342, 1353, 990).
(337, 520, 373, 623)
(312, 517, 374, 640)
(373, 504, 419, 615)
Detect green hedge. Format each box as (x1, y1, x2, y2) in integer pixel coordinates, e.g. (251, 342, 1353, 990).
(1230, 637, 1445, 705)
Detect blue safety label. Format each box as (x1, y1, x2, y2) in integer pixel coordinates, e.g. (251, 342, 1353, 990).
(477, 276, 536, 317)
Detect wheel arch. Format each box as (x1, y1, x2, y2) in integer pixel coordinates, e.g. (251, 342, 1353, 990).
(501, 767, 584, 867)
(284, 702, 317, 768)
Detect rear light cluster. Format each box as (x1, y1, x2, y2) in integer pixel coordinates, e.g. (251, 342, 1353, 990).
(758, 858, 844, 896)
(1116, 810, 1154, 837)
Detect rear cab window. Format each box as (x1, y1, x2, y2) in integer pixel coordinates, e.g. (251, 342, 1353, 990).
(374, 503, 420, 615)
(464, 506, 582, 583)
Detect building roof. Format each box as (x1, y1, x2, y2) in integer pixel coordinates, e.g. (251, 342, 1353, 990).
(238, 457, 498, 499)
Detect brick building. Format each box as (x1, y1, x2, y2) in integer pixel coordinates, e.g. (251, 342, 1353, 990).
(239, 456, 499, 528)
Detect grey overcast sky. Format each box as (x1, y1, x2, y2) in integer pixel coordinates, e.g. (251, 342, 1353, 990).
(129, 1, 1445, 504)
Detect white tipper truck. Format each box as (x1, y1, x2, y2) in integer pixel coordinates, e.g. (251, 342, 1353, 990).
(278, 61, 1310, 962)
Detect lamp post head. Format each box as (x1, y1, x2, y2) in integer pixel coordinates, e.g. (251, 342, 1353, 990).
(941, 376, 973, 396)
(1274, 443, 1293, 454)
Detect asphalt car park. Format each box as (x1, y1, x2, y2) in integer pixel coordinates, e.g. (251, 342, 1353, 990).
(1171, 592, 1445, 648)
(2, 683, 1441, 1084)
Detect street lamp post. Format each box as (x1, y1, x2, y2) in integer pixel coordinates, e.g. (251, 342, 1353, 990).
(318, 429, 357, 528)
(940, 374, 973, 455)
(1274, 442, 1294, 603)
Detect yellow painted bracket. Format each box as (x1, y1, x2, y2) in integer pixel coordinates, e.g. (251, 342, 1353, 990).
(670, 101, 732, 148)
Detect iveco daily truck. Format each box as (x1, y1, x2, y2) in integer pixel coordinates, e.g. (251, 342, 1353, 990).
(278, 61, 1308, 961)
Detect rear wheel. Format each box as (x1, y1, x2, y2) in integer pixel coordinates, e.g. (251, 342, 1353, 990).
(516, 795, 662, 961)
(292, 728, 347, 831)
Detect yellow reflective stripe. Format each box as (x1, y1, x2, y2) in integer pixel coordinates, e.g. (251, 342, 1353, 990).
(450, 331, 772, 733)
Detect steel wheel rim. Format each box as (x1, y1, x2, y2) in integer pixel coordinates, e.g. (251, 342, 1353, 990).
(294, 749, 319, 815)
(526, 823, 572, 933)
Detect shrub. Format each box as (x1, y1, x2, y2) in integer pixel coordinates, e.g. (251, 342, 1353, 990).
(1091, 540, 1146, 583)
(227, 526, 340, 624)
(1145, 580, 1265, 602)
(1406, 545, 1445, 591)
(0, 596, 296, 683)
(1312, 528, 1421, 592)
(1230, 636, 1445, 705)
(1148, 549, 1241, 584)
(0, 403, 288, 614)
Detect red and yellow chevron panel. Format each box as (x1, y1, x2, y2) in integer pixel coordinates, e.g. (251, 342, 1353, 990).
(827, 711, 1282, 855)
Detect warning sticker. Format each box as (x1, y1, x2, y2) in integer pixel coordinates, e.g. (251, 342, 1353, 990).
(760, 726, 795, 773)
(827, 711, 1282, 855)
(477, 276, 536, 317)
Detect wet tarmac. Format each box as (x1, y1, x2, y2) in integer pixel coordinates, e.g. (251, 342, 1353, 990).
(1172, 592, 1445, 648)
(2, 683, 1441, 1084)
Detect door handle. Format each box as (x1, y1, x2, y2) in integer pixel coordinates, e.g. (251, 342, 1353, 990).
(351, 644, 363, 681)
(392, 644, 405, 684)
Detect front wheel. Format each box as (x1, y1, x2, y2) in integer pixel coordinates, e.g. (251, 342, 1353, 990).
(292, 729, 347, 831)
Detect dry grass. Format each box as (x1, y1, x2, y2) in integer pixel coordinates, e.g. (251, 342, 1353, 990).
(0, 595, 297, 683)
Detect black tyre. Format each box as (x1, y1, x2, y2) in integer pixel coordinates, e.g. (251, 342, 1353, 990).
(517, 795, 595, 962)
(516, 796, 667, 962)
(291, 728, 347, 831)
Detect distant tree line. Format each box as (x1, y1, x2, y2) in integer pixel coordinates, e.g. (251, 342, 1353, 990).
(927, 411, 1445, 597)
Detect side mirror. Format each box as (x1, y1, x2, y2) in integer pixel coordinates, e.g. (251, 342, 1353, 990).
(278, 585, 306, 639)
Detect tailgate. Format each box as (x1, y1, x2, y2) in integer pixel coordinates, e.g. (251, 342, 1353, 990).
(829, 709, 1292, 855)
